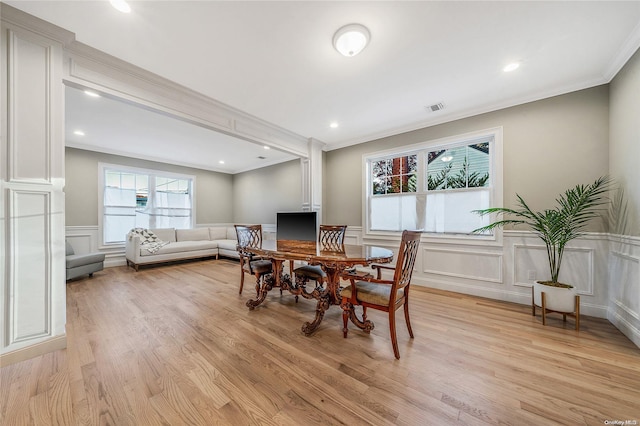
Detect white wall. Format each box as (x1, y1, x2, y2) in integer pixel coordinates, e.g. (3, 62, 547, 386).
(608, 47, 640, 347)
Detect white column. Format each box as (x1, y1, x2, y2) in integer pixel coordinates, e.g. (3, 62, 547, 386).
(301, 138, 325, 219)
(1, 6, 69, 364)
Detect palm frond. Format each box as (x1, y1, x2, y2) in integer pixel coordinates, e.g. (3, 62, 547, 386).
(472, 176, 614, 282)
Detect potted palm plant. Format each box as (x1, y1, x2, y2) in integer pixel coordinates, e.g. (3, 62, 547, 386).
(473, 176, 612, 313)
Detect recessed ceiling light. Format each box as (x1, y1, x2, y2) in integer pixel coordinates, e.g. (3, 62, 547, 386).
(73, 130, 85, 136)
(219, 160, 225, 164)
(110, 0, 131, 13)
(329, 122, 339, 129)
(503, 62, 520, 72)
(83, 90, 101, 98)
(263, 146, 270, 150)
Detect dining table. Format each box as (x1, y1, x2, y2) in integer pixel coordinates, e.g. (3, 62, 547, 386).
(242, 239, 394, 335)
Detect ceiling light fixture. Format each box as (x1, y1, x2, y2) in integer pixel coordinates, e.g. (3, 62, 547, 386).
(73, 130, 85, 136)
(333, 24, 370, 57)
(503, 62, 520, 72)
(329, 122, 339, 129)
(110, 0, 131, 14)
(263, 146, 270, 150)
(84, 90, 101, 98)
(219, 160, 225, 164)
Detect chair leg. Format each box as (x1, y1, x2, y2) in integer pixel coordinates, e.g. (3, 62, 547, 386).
(362, 306, 371, 334)
(255, 275, 261, 297)
(239, 270, 245, 295)
(389, 309, 400, 359)
(403, 300, 414, 338)
(342, 306, 349, 338)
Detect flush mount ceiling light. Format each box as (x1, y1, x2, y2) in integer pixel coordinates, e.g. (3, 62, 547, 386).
(329, 122, 339, 129)
(110, 0, 131, 13)
(83, 90, 101, 98)
(333, 24, 370, 57)
(73, 130, 85, 136)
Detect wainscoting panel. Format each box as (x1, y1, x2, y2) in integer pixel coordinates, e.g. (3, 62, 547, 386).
(513, 244, 594, 295)
(423, 247, 503, 284)
(608, 238, 640, 347)
(9, 190, 51, 343)
(7, 29, 51, 183)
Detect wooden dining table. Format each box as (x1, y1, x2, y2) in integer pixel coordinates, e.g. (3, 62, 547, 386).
(242, 239, 394, 335)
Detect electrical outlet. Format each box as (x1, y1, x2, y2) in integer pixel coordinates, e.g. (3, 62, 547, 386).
(527, 270, 536, 280)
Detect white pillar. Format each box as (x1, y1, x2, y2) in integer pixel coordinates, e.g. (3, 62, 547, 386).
(301, 138, 325, 219)
(1, 5, 70, 365)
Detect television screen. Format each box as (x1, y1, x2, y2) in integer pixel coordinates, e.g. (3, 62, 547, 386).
(276, 211, 318, 242)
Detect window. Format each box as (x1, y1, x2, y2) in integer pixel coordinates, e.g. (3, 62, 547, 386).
(100, 164, 195, 244)
(365, 128, 502, 237)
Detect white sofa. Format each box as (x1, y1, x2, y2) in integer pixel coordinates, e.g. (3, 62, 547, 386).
(125, 226, 239, 271)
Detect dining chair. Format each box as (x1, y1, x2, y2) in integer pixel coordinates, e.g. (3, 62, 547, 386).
(340, 230, 421, 359)
(293, 225, 347, 290)
(235, 224, 273, 295)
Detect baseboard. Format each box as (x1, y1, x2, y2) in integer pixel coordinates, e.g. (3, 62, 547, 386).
(608, 308, 640, 348)
(417, 277, 609, 318)
(0, 335, 67, 367)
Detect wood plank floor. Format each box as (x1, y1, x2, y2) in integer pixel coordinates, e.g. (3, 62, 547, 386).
(2, 259, 639, 425)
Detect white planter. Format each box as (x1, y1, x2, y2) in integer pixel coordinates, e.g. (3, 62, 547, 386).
(533, 280, 577, 313)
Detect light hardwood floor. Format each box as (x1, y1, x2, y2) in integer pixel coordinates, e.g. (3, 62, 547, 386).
(2, 259, 639, 425)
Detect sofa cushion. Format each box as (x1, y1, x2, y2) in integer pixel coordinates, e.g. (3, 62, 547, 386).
(150, 228, 177, 243)
(139, 240, 218, 256)
(217, 239, 238, 251)
(66, 252, 106, 268)
(209, 227, 228, 240)
(227, 227, 237, 240)
(65, 241, 75, 256)
(176, 228, 210, 242)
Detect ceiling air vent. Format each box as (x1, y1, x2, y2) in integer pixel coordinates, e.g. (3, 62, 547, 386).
(257, 156, 266, 159)
(426, 102, 445, 112)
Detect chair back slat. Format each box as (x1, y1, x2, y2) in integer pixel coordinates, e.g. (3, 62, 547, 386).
(392, 230, 422, 291)
(235, 224, 263, 249)
(319, 225, 347, 252)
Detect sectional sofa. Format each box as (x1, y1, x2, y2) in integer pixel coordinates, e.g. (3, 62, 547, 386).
(125, 226, 239, 271)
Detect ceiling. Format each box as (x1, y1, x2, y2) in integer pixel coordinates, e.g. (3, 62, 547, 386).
(6, 1, 640, 173)
(64, 86, 297, 173)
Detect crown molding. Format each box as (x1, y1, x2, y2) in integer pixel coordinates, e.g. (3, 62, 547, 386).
(0, 3, 74, 45)
(326, 76, 607, 152)
(603, 19, 640, 82)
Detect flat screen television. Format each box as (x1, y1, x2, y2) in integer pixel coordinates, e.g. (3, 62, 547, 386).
(276, 211, 318, 242)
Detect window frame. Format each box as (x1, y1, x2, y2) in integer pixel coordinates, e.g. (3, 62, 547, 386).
(362, 127, 503, 246)
(98, 162, 196, 248)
